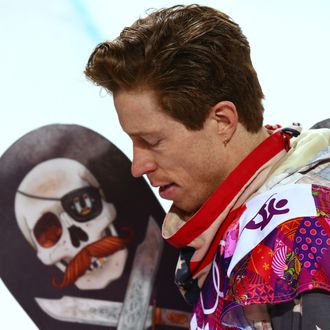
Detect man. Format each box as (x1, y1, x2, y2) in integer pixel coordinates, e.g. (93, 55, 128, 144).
(85, 5, 330, 329)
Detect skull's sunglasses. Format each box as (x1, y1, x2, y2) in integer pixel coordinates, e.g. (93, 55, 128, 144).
(17, 186, 103, 222)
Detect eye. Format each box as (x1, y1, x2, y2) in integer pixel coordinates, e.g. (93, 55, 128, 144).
(62, 187, 102, 222)
(141, 136, 161, 147)
(148, 139, 161, 147)
(33, 212, 62, 248)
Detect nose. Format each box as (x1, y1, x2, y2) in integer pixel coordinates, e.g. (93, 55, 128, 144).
(68, 225, 88, 248)
(131, 145, 157, 177)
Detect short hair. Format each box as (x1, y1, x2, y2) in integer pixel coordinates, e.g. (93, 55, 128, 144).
(85, 4, 264, 132)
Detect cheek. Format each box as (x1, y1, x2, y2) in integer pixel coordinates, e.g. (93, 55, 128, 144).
(184, 159, 224, 198)
(182, 153, 218, 179)
(160, 136, 221, 179)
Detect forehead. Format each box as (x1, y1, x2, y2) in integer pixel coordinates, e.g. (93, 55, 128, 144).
(113, 89, 174, 135)
(18, 159, 95, 197)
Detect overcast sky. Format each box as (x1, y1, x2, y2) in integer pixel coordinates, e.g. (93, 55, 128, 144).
(0, 0, 329, 328)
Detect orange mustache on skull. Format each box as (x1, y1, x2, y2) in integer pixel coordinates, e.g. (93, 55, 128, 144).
(52, 228, 132, 289)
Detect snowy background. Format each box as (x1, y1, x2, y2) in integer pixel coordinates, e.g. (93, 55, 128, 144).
(0, 0, 329, 328)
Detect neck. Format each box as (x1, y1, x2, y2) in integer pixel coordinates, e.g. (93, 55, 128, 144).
(179, 126, 270, 221)
(224, 125, 270, 176)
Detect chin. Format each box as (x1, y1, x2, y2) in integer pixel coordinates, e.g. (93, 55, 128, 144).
(173, 202, 199, 219)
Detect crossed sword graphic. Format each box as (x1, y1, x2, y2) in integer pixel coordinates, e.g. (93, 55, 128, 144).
(35, 217, 191, 329)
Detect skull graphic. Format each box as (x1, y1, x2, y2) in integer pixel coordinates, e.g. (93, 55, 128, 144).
(14, 158, 129, 290)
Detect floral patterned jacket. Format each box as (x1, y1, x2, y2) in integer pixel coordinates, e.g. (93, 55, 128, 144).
(190, 130, 330, 330)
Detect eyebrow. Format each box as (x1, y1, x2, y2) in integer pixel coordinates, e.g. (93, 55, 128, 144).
(128, 131, 159, 138)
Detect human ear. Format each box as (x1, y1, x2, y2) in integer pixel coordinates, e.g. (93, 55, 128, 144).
(211, 101, 238, 137)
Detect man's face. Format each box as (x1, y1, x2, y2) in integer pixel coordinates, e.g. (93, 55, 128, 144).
(114, 89, 228, 215)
